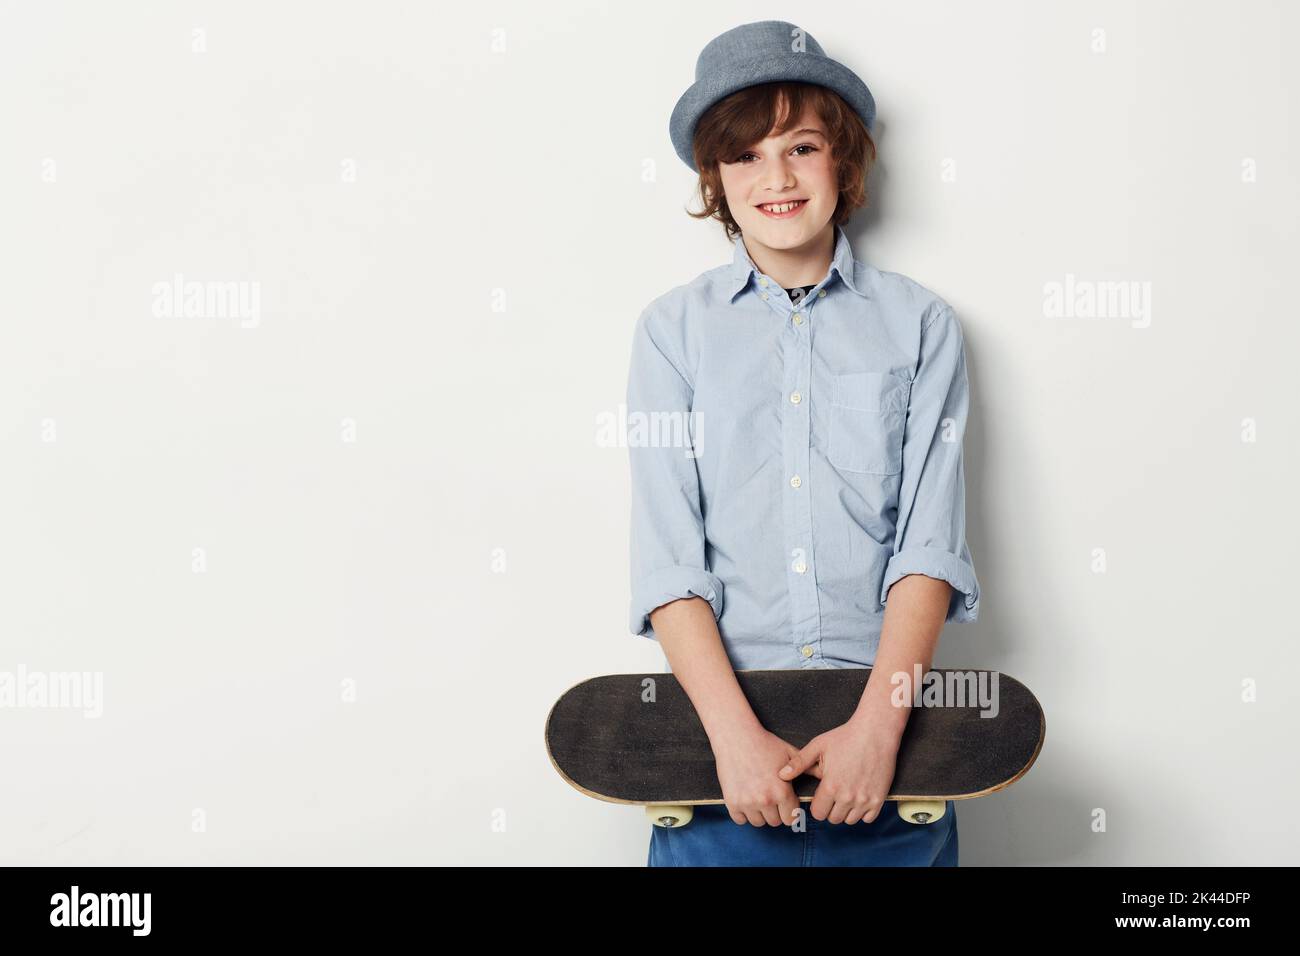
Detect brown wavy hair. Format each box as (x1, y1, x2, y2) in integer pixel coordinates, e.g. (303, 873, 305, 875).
(686, 81, 876, 241)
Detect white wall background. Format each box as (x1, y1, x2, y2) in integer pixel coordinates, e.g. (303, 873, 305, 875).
(1, 0, 1296, 865)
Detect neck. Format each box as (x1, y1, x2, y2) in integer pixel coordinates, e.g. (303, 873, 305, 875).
(741, 224, 835, 289)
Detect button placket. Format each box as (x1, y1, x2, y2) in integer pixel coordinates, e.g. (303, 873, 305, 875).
(798, 297, 822, 662)
(780, 294, 821, 665)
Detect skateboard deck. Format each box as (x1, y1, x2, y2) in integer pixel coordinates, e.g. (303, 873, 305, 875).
(545, 667, 1044, 826)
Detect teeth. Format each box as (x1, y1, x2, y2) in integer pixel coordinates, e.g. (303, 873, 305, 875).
(761, 200, 805, 213)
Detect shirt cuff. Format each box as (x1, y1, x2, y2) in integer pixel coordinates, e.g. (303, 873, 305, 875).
(880, 547, 980, 623)
(630, 566, 725, 638)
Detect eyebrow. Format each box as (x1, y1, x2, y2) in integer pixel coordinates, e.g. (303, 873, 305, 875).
(778, 127, 827, 141)
(735, 127, 828, 157)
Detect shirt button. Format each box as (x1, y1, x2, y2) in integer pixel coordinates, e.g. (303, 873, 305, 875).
(792, 313, 803, 325)
(793, 560, 807, 574)
(789, 391, 802, 404)
(789, 475, 801, 488)
(762, 293, 770, 301)
(758, 277, 768, 286)
(801, 645, 814, 658)
(818, 289, 826, 297)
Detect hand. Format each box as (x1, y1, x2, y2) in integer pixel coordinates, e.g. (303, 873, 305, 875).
(778, 717, 899, 824)
(710, 726, 808, 827)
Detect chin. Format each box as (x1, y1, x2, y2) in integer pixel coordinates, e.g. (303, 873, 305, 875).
(745, 212, 827, 245)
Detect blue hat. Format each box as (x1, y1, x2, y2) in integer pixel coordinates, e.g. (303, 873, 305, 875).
(669, 20, 876, 173)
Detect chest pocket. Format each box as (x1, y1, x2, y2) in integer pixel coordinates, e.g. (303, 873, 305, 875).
(828, 371, 910, 476)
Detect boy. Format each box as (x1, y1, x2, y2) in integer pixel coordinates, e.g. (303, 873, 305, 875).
(628, 20, 980, 866)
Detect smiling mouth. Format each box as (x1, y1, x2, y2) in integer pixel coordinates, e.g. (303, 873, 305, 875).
(756, 199, 808, 216)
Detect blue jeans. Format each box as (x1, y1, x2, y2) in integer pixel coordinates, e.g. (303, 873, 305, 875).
(647, 800, 958, 866)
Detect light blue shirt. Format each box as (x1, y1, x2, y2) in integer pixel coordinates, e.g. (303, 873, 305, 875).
(627, 223, 980, 670)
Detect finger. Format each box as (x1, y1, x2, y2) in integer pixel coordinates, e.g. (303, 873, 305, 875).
(745, 809, 767, 827)
(778, 792, 800, 827)
(809, 786, 834, 822)
(779, 741, 821, 779)
(777, 753, 805, 779)
(860, 801, 883, 824)
(760, 805, 783, 827)
(844, 803, 867, 826)
(828, 799, 850, 825)
(727, 805, 747, 825)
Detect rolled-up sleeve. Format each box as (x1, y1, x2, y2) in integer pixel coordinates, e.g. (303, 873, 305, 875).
(880, 303, 981, 622)
(626, 307, 724, 640)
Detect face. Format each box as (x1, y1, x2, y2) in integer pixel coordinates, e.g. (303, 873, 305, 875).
(717, 103, 837, 253)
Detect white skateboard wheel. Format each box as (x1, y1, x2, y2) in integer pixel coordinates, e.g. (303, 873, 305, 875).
(646, 805, 694, 828)
(897, 800, 947, 825)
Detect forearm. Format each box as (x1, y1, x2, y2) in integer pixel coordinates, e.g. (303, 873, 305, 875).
(850, 574, 952, 742)
(649, 597, 763, 747)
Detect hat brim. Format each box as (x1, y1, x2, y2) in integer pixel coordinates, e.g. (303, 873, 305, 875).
(669, 53, 876, 172)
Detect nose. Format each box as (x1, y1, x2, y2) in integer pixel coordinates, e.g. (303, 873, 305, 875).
(759, 154, 797, 193)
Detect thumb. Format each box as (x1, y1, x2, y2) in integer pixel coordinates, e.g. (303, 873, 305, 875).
(779, 742, 821, 779)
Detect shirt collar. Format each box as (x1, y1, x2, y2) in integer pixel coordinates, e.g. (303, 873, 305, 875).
(727, 223, 865, 301)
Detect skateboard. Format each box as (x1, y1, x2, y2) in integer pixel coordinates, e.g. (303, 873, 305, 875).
(545, 667, 1044, 827)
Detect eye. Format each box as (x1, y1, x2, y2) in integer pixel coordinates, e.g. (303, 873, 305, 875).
(732, 145, 817, 165)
